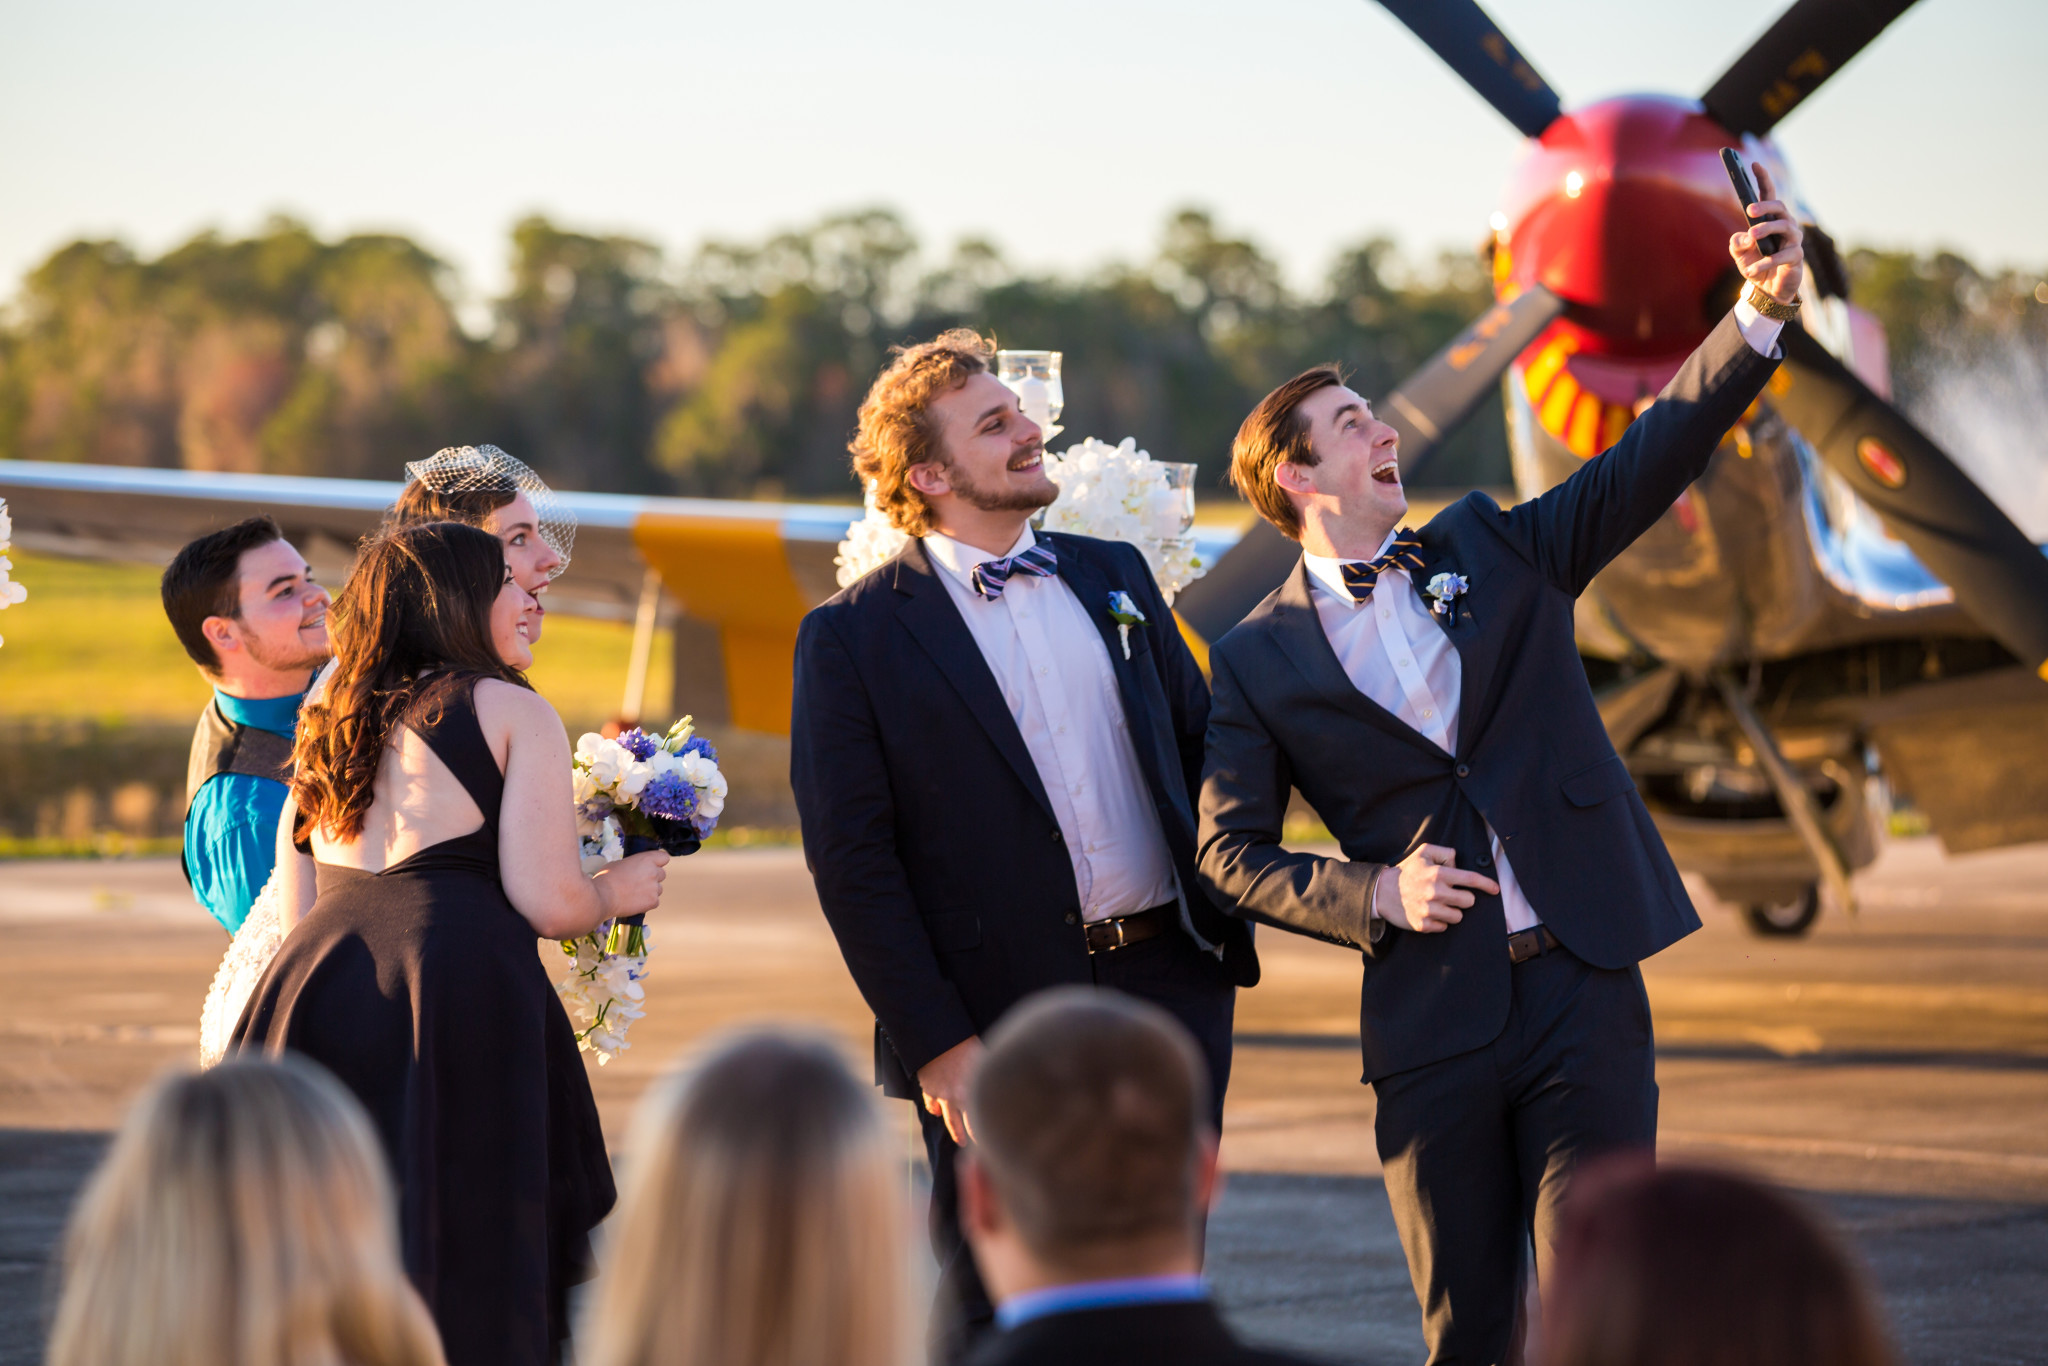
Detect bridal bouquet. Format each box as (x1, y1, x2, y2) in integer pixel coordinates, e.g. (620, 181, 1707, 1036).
(558, 716, 727, 1062)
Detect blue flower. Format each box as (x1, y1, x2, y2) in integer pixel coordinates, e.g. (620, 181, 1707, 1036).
(616, 727, 660, 761)
(637, 772, 699, 822)
(678, 734, 718, 765)
(1107, 590, 1147, 626)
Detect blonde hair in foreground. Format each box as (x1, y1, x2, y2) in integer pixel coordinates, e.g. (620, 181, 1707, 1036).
(583, 1030, 912, 1366)
(45, 1057, 445, 1366)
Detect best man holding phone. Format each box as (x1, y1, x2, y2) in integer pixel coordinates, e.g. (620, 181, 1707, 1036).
(1196, 164, 1805, 1365)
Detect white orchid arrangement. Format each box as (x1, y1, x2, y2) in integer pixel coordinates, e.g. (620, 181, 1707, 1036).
(0, 500, 25, 647)
(832, 436, 1210, 601)
(1038, 438, 1206, 602)
(559, 716, 727, 1063)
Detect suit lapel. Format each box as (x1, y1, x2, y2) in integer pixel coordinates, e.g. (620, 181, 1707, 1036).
(1049, 537, 1166, 793)
(1406, 523, 1495, 759)
(889, 540, 1057, 822)
(1268, 560, 1443, 756)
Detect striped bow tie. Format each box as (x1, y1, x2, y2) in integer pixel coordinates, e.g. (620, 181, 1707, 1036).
(1338, 532, 1425, 603)
(969, 542, 1059, 600)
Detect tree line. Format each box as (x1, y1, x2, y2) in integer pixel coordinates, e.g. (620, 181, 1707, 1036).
(0, 208, 2039, 500)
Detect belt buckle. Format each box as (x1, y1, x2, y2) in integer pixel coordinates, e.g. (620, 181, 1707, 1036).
(1086, 915, 1131, 955)
(1508, 929, 1539, 964)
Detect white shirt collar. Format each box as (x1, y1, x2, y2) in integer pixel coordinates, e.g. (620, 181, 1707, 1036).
(1301, 527, 1400, 607)
(923, 525, 1038, 594)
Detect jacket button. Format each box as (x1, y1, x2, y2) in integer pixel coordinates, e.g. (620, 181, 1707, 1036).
(1050, 830, 1063, 843)
(1456, 764, 1471, 778)
(1065, 912, 1078, 924)
(1477, 851, 1492, 867)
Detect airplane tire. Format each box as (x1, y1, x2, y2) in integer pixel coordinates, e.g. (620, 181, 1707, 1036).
(1742, 885, 1820, 938)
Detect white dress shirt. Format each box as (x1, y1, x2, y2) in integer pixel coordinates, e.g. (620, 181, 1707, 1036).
(1301, 299, 1787, 935)
(923, 528, 1179, 922)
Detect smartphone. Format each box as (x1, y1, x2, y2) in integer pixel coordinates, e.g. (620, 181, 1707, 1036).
(1721, 148, 1784, 256)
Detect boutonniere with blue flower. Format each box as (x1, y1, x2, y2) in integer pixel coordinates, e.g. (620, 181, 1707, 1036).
(1107, 590, 1147, 659)
(1424, 572, 1469, 619)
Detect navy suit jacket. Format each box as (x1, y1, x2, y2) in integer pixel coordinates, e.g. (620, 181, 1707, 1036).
(1196, 310, 1778, 1082)
(793, 530, 1256, 1096)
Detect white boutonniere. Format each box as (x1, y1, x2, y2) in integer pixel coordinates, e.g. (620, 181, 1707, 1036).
(1107, 590, 1147, 659)
(1424, 571, 1469, 619)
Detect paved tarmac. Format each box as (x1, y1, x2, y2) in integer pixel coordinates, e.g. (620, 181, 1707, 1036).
(3, 837, 2046, 1364)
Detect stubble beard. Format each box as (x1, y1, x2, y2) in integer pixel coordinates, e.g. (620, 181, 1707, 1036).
(946, 456, 1060, 516)
(244, 627, 333, 674)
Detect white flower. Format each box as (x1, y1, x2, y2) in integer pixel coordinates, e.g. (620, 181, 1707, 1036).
(576, 733, 633, 790)
(617, 758, 655, 799)
(675, 751, 719, 788)
(834, 485, 912, 587)
(1038, 437, 1208, 602)
(572, 768, 603, 806)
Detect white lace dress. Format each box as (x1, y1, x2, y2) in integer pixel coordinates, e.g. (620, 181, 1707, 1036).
(197, 867, 288, 1066)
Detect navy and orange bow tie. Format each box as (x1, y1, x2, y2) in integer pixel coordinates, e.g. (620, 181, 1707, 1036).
(970, 543, 1059, 600)
(1338, 532, 1425, 603)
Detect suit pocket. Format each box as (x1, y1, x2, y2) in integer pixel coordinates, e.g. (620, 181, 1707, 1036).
(926, 910, 982, 953)
(1561, 753, 1637, 807)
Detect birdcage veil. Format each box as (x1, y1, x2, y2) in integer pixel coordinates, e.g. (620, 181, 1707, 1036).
(402, 444, 575, 577)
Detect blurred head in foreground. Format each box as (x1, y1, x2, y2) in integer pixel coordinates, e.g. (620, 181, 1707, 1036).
(1542, 1160, 1897, 1366)
(582, 1030, 911, 1366)
(46, 1057, 443, 1366)
(962, 987, 1219, 1298)
(388, 443, 572, 641)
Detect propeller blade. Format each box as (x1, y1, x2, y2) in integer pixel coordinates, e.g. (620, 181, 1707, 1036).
(1777, 325, 2048, 678)
(1372, 0, 1562, 139)
(1176, 287, 1566, 645)
(1701, 0, 1920, 138)
(1175, 518, 1303, 649)
(1387, 285, 1566, 483)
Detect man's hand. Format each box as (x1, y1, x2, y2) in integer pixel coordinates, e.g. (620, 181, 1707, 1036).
(918, 1035, 984, 1145)
(1375, 844, 1501, 934)
(1729, 162, 1805, 307)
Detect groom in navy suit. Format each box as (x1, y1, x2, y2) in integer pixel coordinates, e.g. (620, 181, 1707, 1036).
(791, 329, 1257, 1358)
(1197, 180, 1807, 1362)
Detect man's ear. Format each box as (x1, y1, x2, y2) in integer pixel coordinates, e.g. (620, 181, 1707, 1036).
(906, 461, 952, 500)
(1272, 461, 1318, 497)
(958, 1151, 1002, 1239)
(1191, 1132, 1224, 1218)
(201, 615, 242, 658)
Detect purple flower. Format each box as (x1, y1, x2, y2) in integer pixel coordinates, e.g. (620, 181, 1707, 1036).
(678, 735, 718, 764)
(616, 728, 659, 761)
(637, 772, 699, 823)
(577, 794, 615, 823)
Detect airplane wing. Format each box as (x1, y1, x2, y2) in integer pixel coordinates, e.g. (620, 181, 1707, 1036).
(0, 460, 1243, 733)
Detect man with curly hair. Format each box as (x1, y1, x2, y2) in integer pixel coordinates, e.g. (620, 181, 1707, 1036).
(792, 330, 1257, 1358)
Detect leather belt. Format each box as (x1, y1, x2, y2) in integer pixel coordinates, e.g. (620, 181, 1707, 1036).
(1083, 904, 1175, 954)
(1508, 925, 1560, 964)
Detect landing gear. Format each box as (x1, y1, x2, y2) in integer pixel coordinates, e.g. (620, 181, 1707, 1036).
(1743, 884, 1820, 937)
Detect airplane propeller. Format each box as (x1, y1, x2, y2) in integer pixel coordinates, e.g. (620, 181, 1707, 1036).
(1701, 0, 1923, 138)
(1775, 326, 2048, 678)
(1372, 0, 1561, 138)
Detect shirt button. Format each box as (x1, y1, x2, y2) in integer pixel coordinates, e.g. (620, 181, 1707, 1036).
(1456, 763, 1471, 778)
(1380, 609, 1392, 620)
(1056, 725, 1067, 735)
(1422, 709, 1434, 719)
(1399, 658, 1413, 668)
(1039, 666, 1050, 676)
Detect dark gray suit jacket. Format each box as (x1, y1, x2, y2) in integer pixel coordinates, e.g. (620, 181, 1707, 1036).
(1196, 310, 1778, 1081)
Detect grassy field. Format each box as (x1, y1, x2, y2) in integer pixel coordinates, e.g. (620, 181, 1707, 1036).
(0, 550, 676, 733)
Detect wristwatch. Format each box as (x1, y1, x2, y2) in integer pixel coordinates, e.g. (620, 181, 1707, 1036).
(1744, 283, 1801, 322)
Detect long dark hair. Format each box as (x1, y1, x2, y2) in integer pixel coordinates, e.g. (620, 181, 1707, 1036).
(1542, 1160, 1897, 1366)
(292, 522, 529, 843)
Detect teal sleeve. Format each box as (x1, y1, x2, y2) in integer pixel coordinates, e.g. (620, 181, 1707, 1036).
(183, 774, 289, 935)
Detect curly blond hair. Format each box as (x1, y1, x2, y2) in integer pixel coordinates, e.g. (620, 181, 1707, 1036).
(849, 328, 994, 536)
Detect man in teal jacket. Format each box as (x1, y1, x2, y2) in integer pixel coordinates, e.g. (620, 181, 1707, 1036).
(161, 516, 331, 934)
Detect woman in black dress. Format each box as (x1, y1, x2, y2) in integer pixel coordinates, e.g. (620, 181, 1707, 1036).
(235, 521, 669, 1366)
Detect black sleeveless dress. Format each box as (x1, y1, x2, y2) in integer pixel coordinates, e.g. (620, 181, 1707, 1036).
(232, 678, 615, 1366)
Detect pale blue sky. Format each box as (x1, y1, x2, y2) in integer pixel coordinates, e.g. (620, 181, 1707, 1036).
(3, 0, 2041, 303)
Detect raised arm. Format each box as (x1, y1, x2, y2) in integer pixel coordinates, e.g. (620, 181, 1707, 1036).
(791, 609, 977, 1079)
(485, 680, 667, 940)
(1497, 169, 1802, 596)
